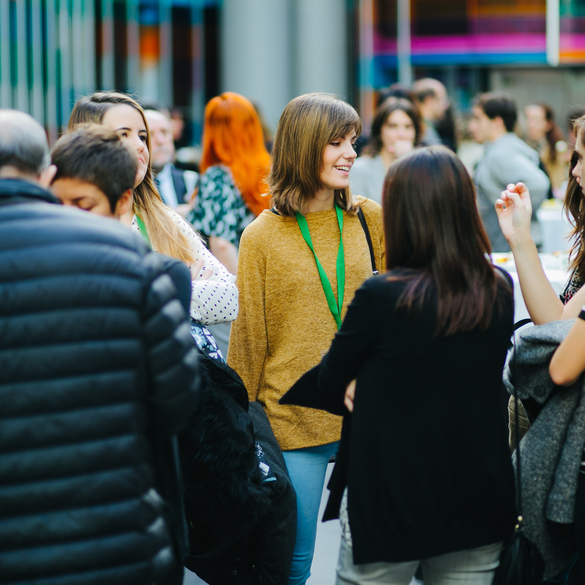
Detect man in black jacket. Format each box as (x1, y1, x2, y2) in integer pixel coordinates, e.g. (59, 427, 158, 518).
(0, 109, 198, 584)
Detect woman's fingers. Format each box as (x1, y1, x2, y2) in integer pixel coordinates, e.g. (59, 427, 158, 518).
(190, 259, 204, 280)
(344, 379, 356, 413)
(191, 259, 214, 281)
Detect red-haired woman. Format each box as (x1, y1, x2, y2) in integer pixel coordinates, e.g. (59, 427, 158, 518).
(188, 92, 271, 274)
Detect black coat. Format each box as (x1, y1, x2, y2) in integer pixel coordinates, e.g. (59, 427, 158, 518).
(0, 179, 198, 585)
(284, 272, 517, 564)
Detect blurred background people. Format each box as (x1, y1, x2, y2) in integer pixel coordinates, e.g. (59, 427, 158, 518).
(350, 97, 421, 204)
(524, 102, 568, 199)
(470, 91, 550, 252)
(145, 107, 199, 216)
(413, 78, 450, 146)
(376, 82, 417, 107)
(187, 91, 271, 357)
(188, 91, 271, 275)
(69, 91, 239, 336)
(435, 103, 458, 152)
(228, 93, 385, 585)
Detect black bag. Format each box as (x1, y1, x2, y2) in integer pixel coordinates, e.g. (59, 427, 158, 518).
(492, 329, 545, 585)
(178, 350, 296, 585)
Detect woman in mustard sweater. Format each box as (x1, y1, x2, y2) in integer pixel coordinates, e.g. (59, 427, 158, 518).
(228, 93, 385, 585)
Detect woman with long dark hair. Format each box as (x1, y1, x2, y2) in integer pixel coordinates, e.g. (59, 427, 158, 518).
(306, 146, 516, 583)
(188, 92, 271, 274)
(350, 97, 421, 204)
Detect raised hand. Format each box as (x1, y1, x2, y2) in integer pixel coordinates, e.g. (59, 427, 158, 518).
(494, 182, 533, 248)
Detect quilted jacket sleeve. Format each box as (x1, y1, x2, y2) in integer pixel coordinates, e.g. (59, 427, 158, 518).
(141, 253, 199, 435)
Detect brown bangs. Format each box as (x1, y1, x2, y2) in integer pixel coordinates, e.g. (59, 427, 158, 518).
(269, 93, 362, 217)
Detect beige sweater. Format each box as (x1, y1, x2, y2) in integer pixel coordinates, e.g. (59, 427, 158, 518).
(227, 197, 385, 451)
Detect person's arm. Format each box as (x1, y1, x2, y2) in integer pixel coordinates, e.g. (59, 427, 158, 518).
(317, 281, 381, 410)
(550, 307, 585, 386)
(209, 236, 238, 275)
(495, 183, 565, 324)
(189, 167, 241, 272)
(167, 209, 239, 325)
(227, 225, 268, 402)
(141, 252, 199, 435)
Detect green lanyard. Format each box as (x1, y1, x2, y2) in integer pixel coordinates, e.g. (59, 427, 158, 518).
(135, 215, 152, 248)
(295, 204, 345, 329)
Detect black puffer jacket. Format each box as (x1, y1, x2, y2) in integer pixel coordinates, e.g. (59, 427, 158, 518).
(0, 179, 198, 585)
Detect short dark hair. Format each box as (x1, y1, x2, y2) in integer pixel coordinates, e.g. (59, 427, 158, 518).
(473, 92, 517, 132)
(51, 125, 137, 212)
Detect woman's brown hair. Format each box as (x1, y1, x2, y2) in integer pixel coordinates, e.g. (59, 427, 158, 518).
(269, 93, 362, 217)
(564, 115, 585, 277)
(69, 91, 194, 264)
(363, 97, 421, 156)
(383, 146, 510, 335)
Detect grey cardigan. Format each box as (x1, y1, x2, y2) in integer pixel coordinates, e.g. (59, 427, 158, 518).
(504, 319, 585, 579)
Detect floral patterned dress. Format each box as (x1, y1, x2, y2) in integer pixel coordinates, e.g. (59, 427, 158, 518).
(187, 165, 256, 249)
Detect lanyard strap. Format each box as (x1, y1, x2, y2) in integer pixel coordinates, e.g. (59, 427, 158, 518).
(295, 205, 345, 329)
(135, 215, 152, 247)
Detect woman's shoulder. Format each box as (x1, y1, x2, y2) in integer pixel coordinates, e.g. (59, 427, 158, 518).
(202, 164, 230, 179)
(353, 196, 383, 234)
(163, 206, 203, 242)
(240, 209, 285, 240)
(354, 195, 381, 214)
(200, 165, 236, 189)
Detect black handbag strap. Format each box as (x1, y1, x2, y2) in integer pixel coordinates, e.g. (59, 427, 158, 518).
(357, 207, 378, 275)
(512, 329, 524, 521)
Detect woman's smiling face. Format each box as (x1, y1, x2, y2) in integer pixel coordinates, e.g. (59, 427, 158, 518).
(319, 131, 357, 194)
(101, 104, 149, 188)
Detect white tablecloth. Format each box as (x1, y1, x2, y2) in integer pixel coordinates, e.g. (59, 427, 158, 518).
(492, 253, 569, 323)
(537, 200, 572, 253)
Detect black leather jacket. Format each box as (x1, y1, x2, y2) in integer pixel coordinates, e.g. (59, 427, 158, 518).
(0, 178, 198, 585)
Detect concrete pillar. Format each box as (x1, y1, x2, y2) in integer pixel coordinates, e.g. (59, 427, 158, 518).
(293, 0, 348, 99)
(220, 0, 291, 131)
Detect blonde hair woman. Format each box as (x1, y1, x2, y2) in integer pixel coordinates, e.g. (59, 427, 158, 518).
(69, 92, 238, 332)
(228, 93, 385, 584)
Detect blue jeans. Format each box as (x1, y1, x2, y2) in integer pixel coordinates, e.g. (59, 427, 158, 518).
(283, 441, 339, 585)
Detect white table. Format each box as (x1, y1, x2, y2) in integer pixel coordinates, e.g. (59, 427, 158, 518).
(537, 199, 572, 253)
(492, 253, 569, 323)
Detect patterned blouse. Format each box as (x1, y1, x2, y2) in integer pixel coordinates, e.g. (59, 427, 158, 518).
(187, 165, 256, 249)
(131, 208, 239, 326)
(560, 270, 584, 305)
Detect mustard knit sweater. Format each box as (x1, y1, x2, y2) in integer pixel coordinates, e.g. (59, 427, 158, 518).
(227, 196, 385, 451)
